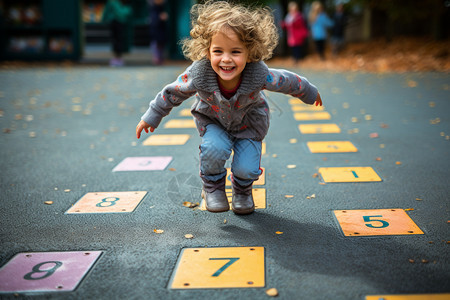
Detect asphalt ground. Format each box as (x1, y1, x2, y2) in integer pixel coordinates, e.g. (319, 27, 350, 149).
(0, 65, 449, 299)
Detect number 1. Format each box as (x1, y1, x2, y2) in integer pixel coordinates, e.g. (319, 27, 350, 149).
(209, 257, 240, 277)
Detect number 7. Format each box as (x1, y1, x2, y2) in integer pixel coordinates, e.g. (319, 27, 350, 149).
(209, 257, 240, 277)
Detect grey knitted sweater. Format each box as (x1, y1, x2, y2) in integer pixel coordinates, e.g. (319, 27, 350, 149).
(141, 59, 318, 141)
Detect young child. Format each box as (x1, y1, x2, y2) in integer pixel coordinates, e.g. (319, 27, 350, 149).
(136, 0, 322, 215)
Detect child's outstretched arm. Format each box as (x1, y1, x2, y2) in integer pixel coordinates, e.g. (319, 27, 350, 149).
(265, 68, 320, 106)
(136, 120, 154, 139)
(137, 64, 197, 139)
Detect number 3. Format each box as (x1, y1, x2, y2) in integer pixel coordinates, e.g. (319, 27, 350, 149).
(363, 215, 389, 228)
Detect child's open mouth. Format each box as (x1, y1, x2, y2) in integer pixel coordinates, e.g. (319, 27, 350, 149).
(220, 66, 235, 73)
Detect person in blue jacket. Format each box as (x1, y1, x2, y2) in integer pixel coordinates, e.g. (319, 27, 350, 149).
(308, 1, 333, 60)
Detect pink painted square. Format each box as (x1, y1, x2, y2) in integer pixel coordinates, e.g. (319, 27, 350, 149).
(112, 156, 172, 172)
(0, 251, 102, 293)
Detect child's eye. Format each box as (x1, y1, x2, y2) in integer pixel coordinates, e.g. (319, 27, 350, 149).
(213, 50, 222, 54)
(232, 51, 241, 54)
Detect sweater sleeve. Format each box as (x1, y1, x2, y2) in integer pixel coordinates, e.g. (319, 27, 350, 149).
(264, 68, 319, 104)
(141, 65, 197, 128)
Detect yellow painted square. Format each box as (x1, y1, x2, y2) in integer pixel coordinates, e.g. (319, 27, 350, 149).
(169, 247, 265, 289)
(298, 124, 341, 134)
(225, 168, 265, 186)
(334, 209, 424, 236)
(164, 119, 196, 128)
(65, 191, 147, 214)
(200, 188, 266, 211)
(142, 134, 190, 146)
(291, 105, 324, 111)
(179, 108, 191, 116)
(366, 294, 450, 300)
(288, 98, 304, 105)
(307, 141, 358, 153)
(294, 112, 331, 121)
(319, 167, 382, 182)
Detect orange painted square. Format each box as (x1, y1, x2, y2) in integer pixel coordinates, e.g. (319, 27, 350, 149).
(334, 209, 424, 236)
(298, 123, 341, 134)
(142, 134, 190, 146)
(164, 119, 196, 128)
(294, 112, 331, 121)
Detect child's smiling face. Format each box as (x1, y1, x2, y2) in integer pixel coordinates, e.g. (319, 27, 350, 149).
(208, 28, 250, 90)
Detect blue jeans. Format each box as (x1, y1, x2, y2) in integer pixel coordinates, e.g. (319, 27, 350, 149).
(199, 124, 262, 186)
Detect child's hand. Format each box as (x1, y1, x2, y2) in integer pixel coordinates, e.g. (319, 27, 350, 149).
(136, 120, 154, 139)
(314, 93, 323, 106)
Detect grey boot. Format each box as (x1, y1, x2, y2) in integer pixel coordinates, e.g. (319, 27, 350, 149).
(201, 176, 229, 213)
(231, 176, 255, 215)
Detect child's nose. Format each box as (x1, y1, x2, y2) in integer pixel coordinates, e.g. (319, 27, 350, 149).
(222, 54, 232, 62)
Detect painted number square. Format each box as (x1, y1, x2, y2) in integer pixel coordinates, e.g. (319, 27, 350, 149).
(200, 188, 266, 211)
(179, 108, 192, 116)
(334, 209, 424, 236)
(112, 156, 172, 172)
(0, 251, 102, 293)
(142, 134, 190, 146)
(291, 105, 324, 111)
(366, 294, 450, 300)
(307, 141, 358, 153)
(169, 247, 264, 289)
(319, 167, 382, 183)
(298, 123, 341, 134)
(65, 191, 147, 214)
(294, 112, 331, 121)
(164, 119, 196, 128)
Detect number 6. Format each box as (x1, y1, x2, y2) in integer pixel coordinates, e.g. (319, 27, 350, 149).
(363, 215, 389, 228)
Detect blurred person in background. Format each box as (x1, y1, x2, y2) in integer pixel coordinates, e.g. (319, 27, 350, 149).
(102, 0, 132, 66)
(281, 1, 309, 64)
(308, 1, 333, 60)
(331, 2, 347, 56)
(148, 0, 168, 65)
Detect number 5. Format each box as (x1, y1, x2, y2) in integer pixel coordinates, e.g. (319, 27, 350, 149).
(363, 215, 389, 228)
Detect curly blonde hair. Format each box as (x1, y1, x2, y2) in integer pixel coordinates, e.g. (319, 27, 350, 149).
(181, 0, 279, 62)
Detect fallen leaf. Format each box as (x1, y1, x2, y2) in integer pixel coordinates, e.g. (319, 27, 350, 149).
(415, 198, 422, 201)
(396, 161, 402, 165)
(285, 195, 294, 198)
(380, 123, 389, 128)
(370, 132, 379, 138)
(421, 259, 429, 264)
(183, 201, 198, 208)
(409, 259, 415, 263)
(266, 288, 279, 297)
(64, 189, 71, 192)
(272, 154, 278, 158)
(289, 138, 297, 144)
(184, 234, 194, 239)
(223, 219, 227, 224)
(275, 231, 283, 235)
(429, 101, 435, 108)
(351, 117, 358, 123)
(153, 229, 164, 234)
(287, 165, 296, 169)
(407, 80, 417, 87)
(404, 208, 414, 211)
(380, 144, 385, 149)
(364, 114, 372, 121)
(306, 194, 316, 199)
(375, 157, 382, 161)
(169, 168, 176, 171)
(44, 201, 53, 205)
(29, 132, 36, 138)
